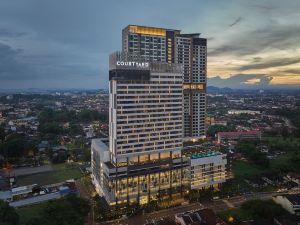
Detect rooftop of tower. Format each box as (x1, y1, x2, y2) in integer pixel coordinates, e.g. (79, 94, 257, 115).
(180, 33, 202, 38)
(124, 25, 180, 36)
(123, 25, 204, 39)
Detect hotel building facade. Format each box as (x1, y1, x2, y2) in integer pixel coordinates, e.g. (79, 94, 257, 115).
(92, 52, 190, 205)
(91, 26, 226, 206)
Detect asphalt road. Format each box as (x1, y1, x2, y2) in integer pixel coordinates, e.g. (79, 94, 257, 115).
(101, 203, 204, 225)
(100, 190, 300, 225)
(13, 165, 53, 176)
(101, 201, 230, 225)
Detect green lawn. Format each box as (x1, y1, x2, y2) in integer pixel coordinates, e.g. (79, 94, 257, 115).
(233, 160, 267, 180)
(17, 163, 83, 186)
(17, 202, 47, 225)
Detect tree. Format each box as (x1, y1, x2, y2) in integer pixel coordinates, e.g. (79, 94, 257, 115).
(185, 188, 214, 202)
(68, 123, 83, 136)
(51, 150, 68, 164)
(93, 195, 110, 221)
(220, 199, 287, 225)
(26, 217, 44, 225)
(38, 108, 76, 124)
(0, 200, 19, 225)
(0, 124, 5, 142)
(0, 134, 28, 158)
(241, 199, 286, 222)
(77, 110, 108, 122)
(38, 122, 63, 135)
(235, 142, 256, 154)
(275, 108, 300, 137)
(207, 125, 233, 137)
(83, 149, 91, 162)
(63, 194, 90, 217)
(249, 151, 269, 167)
(0, 134, 37, 158)
(236, 142, 269, 168)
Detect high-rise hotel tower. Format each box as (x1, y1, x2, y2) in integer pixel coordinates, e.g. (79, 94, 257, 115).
(91, 52, 189, 205)
(91, 26, 226, 206)
(122, 25, 207, 140)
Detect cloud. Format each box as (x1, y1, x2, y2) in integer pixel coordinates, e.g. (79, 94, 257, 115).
(0, 41, 106, 89)
(283, 69, 300, 75)
(249, 4, 275, 11)
(0, 0, 300, 89)
(0, 28, 27, 38)
(253, 57, 262, 62)
(229, 17, 242, 27)
(208, 74, 273, 89)
(208, 22, 300, 57)
(239, 57, 300, 71)
(0, 42, 33, 80)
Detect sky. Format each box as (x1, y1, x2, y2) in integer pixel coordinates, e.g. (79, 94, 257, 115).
(0, 0, 300, 89)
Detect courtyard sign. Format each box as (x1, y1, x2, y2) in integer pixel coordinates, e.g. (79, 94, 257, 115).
(116, 61, 149, 68)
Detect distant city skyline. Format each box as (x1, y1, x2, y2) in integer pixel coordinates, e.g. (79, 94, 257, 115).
(0, 0, 300, 89)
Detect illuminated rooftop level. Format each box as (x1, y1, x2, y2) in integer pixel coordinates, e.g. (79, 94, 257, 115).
(128, 25, 166, 36)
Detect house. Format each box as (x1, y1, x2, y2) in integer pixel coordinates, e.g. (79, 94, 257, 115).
(285, 173, 300, 185)
(37, 140, 49, 152)
(262, 174, 285, 186)
(245, 177, 267, 188)
(144, 218, 177, 225)
(72, 148, 84, 160)
(52, 145, 67, 152)
(273, 194, 300, 215)
(175, 209, 227, 225)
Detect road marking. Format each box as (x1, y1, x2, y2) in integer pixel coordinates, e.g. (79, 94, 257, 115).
(222, 199, 235, 208)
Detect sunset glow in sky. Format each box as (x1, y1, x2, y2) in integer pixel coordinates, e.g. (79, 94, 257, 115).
(0, 0, 299, 89)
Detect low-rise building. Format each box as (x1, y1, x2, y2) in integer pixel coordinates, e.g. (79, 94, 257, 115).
(92, 139, 227, 205)
(175, 209, 226, 225)
(190, 151, 227, 190)
(91, 138, 110, 198)
(285, 173, 300, 185)
(217, 131, 261, 144)
(206, 117, 215, 126)
(214, 120, 227, 126)
(273, 194, 300, 215)
(11, 184, 37, 201)
(144, 218, 177, 225)
(91, 138, 190, 206)
(228, 110, 260, 115)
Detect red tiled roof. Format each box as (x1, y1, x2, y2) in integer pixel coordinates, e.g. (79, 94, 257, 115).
(218, 131, 261, 136)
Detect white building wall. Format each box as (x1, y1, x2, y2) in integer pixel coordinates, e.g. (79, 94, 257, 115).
(273, 196, 300, 215)
(190, 153, 227, 189)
